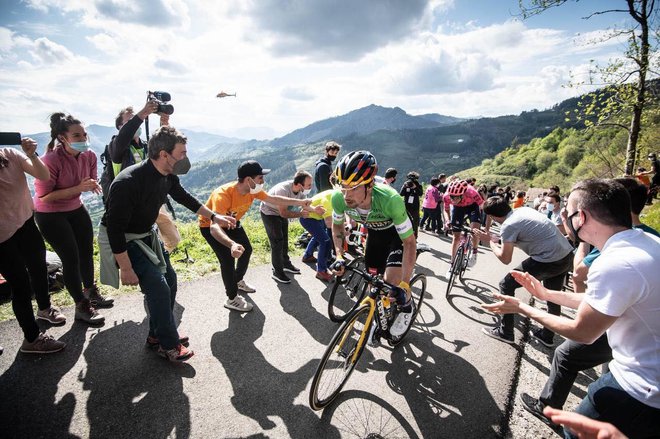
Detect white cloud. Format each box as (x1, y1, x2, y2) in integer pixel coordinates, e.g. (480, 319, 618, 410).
(86, 33, 119, 54)
(281, 86, 315, 101)
(29, 37, 75, 64)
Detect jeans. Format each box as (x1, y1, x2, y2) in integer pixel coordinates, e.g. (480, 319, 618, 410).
(201, 226, 252, 300)
(568, 372, 660, 439)
(540, 334, 612, 409)
(420, 207, 438, 231)
(499, 252, 573, 337)
(261, 213, 291, 275)
(127, 237, 179, 350)
(0, 216, 50, 342)
(34, 206, 94, 303)
(300, 217, 331, 272)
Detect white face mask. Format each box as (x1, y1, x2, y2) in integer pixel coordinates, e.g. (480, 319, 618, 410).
(303, 188, 311, 196)
(546, 203, 555, 211)
(249, 178, 264, 194)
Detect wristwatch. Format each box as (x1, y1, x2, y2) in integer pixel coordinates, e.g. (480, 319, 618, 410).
(210, 213, 216, 223)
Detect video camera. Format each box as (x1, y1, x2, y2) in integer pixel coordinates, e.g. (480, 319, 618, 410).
(147, 91, 174, 115)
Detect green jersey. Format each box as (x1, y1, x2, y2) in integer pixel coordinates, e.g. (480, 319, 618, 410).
(332, 184, 414, 240)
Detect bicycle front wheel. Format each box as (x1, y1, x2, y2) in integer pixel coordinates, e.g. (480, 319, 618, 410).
(460, 245, 472, 279)
(310, 303, 373, 410)
(328, 257, 368, 322)
(445, 246, 464, 296)
(390, 273, 426, 346)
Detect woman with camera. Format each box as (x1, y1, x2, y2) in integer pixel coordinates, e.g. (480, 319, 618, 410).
(33, 113, 110, 326)
(0, 137, 66, 353)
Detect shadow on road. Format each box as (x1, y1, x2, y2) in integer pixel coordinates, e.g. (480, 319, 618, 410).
(276, 280, 336, 346)
(211, 303, 340, 438)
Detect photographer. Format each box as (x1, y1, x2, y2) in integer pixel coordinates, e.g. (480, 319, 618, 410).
(399, 171, 423, 238)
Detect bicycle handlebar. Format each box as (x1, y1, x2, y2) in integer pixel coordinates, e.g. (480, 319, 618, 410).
(339, 262, 395, 294)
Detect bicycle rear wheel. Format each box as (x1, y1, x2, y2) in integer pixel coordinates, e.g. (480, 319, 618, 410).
(445, 246, 464, 296)
(328, 257, 368, 322)
(309, 303, 373, 410)
(390, 273, 426, 346)
(460, 244, 472, 279)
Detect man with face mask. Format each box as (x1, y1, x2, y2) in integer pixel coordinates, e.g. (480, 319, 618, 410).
(314, 141, 341, 193)
(482, 179, 660, 439)
(473, 197, 573, 346)
(200, 161, 315, 311)
(260, 170, 320, 284)
(100, 126, 235, 362)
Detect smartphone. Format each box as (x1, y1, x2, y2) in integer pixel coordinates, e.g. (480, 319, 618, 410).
(0, 132, 22, 146)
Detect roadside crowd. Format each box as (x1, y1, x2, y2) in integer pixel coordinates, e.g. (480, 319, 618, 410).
(0, 100, 658, 438)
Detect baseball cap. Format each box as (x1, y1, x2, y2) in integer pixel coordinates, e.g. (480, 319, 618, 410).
(237, 160, 271, 179)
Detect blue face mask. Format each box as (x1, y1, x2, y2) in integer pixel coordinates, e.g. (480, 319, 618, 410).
(70, 141, 90, 152)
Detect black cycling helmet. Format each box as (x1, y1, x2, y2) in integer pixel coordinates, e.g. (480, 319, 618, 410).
(334, 150, 378, 187)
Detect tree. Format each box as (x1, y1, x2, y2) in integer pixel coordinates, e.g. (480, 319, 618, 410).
(519, 0, 659, 175)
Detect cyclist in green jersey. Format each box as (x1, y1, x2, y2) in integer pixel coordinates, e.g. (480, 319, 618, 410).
(331, 151, 417, 337)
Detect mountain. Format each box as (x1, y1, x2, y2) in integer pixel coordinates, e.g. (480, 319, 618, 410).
(269, 104, 462, 148)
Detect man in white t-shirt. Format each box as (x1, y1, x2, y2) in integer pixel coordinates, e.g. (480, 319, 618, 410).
(483, 178, 660, 438)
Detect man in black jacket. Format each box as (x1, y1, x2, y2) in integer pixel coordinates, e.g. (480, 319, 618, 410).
(400, 171, 423, 238)
(100, 126, 235, 362)
(314, 141, 341, 193)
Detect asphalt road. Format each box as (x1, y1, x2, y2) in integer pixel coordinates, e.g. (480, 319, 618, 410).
(0, 229, 532, 439)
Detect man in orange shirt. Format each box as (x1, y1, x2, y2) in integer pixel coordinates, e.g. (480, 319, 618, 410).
(200, 160, 314, 312)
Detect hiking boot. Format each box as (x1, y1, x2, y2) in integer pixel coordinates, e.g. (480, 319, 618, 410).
(482, 326, 515, 344)
(390, 305, 415, 337)
(315, 271, 333, 282)
(519, 393, 561, 431)
(158, 343, 194, 362)
(271, 270, 291, 284)
(146, 335, 190, 349)
(75, 299, 105, 325)
(237, 279, 256, 293)
(20, 333, 66, 354)
(530, 328, 555, 348)
(84, 284, 114, 308)
(467, 253, 478, 267)
(283, 263, 301, 274)
(224, 295, 253, 312)
(36, 306, 66, 325)
(302, 255, 317, 263)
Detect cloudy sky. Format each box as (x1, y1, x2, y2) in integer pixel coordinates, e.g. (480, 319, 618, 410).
(0, 0, 634, 139)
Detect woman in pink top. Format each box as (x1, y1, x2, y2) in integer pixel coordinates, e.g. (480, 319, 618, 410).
(33, 113, 109, 325)
(0, 138, 66, 353)
(420, 177, 441, 232)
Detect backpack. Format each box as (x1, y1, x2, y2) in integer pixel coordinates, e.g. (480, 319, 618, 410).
(99, 141, 115, 203)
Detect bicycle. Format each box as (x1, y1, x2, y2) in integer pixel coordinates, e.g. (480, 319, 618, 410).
(445, 226, 476, 296)
(310, 265, 427, 410)
(327, 243, 432, 322)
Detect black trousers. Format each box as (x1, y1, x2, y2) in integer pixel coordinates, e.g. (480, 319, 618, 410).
(261, 213, 292, 275)
(201, 226, 252, 300)
(0, 216, 51, 342)
(498, 251, 573, 338)
(34, 206, 94, 303)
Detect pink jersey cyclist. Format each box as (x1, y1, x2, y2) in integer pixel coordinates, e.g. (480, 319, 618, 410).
(443, 185, 483, 208)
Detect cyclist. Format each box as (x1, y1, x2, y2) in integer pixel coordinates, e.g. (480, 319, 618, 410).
(331, 151, 416, 337)
(442, 179, 484, 278)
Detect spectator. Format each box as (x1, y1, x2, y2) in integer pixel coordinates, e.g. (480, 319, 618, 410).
(400, 171, 423, 238)
(435, 174, 448, 233)
(513, 191, 526, 209)
(533, 191, 547, 210)
(200, 160, 312, 309)
(474, 196, 573, 346)
(0, 138, 66, 353)
(543, 192, 565, 234)
(543, 408, 628, 439)
(34, 113, 108, 325)
(300, 189, 334, 281)
(314, 141, 341, 193)
(384, 167, 398, 186)
(420, 177, 441, 232)
(100, 126, 234, 362)
(483, 179, 660, 438)
(260, 170, 322, 284)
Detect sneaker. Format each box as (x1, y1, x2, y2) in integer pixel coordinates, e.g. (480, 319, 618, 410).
(530, 328, 555, 348)
(302, 255, 317, 263)
(482, 326, 515, 344)
(224, 295, 253, 312)
(20, 333, 66, 354)
(271, 271, 291, 284)
(36, 306, 66, 325)
(158, 343, 194, 362)
(237, 279, 256, 293)
(74, 299, 105, 325)
(283, 264, 301, 274)
(315, 270, 333, 282)
(390, 305, 414, 337)
(445, 269, 452, 279)
(84, 284, 114, 308)
(146, 335, 190, 349)
(467, 253, 477, 267)
(519, 393, 560, 430)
